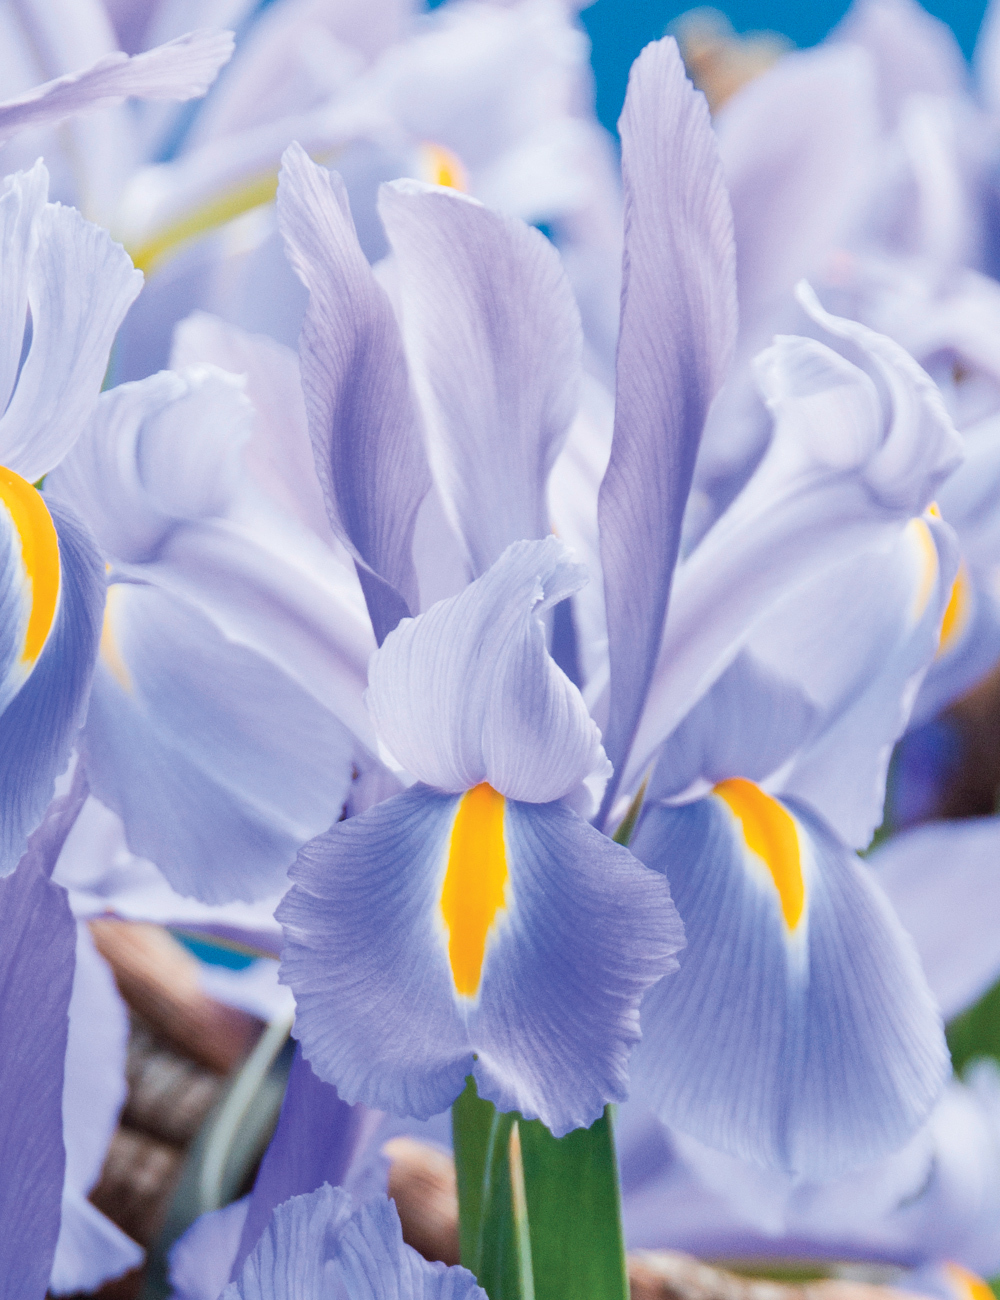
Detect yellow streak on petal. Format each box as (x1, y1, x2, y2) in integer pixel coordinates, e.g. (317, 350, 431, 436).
(440, 783, 508, 997)
(419, 142, 468, 192)
(100, 585, 132, 693)
(907, 516, 939, 623)
(937, 561, 971, 658)
(944, 1263, 995, 1300)
(127, 170, 281, 275)
(714, 777, 804, 931)
(0, 465, 60, 667)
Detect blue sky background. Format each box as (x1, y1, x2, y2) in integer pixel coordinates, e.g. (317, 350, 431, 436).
(578, 0, 991, 133)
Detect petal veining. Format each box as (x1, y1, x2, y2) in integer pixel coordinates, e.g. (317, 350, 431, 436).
(713, 778, 805, 931)
(0, 465, 60, 669)
(441, 783, 508, 997)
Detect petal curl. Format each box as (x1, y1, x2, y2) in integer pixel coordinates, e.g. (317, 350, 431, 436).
(379, 180, 582, 576)
(631, 788, 948, 1178)
(0, 30, 235, 145)
(367, 537, 606, 801)
(279, 785, 681, 1135)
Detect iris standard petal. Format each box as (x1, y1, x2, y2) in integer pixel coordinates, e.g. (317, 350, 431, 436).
(631, 785, 948, 1178)
(280, 784, 681, 1135)
(0, 162, 48, 418)
(83, 580, 355, 903)
(0, 187, 142, 484)
(0, 30, 235, 146)
(378, 178, 582, 577)
(0, 806, 77, 1298)
(276, 142, 430, 641)
(0, 494, 104, 876)
(366, 537, 606, 801)
(597, 36, 736, 815)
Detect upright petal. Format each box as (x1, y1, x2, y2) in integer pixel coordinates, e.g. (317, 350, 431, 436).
(279, 785, 681, 1135)
(0, 803, 78, 1298)
(366, 537, 606, 802)
(597, 37, 737, 818)
(0, 162, 47, 418)
(277, 142, 431, 642)
(0, 195, 142, 483)
(0, 494, 104, 876)
(631, 788, 948, 1178)
(0, 30, 235, 145)
(378, 179, 582, 576)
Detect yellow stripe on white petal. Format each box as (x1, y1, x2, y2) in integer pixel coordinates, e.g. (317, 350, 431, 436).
(906, 514, 939, 625)
(943, 1263, 995, 1300)
(440, 783, 509, 997)
(419, 142, 468, 192)
(0, 465, 60, 671)
(99, 584, 132, 693)
(713, 778, 805, 931)
(936, 560, 972, 658)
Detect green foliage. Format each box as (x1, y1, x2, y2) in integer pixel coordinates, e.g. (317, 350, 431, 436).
(947, 976, 1000, 1075)
(452, 1078, 629, 1300)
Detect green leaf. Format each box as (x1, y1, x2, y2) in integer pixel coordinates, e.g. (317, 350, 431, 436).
(947, 975, 1000, 1075)
(451, 1079, 628, 1300)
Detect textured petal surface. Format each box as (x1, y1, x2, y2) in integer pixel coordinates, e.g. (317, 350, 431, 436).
(631, 791, 948, 1178)
(280, 785, 681, 1134)
(83, 580, 355, 903)
(277, 142, 430, 640)
(0, 814, 77, 1298)
(366, 537, 606, 801)
(0, 30, 235, 145)
(597, 36, 737, 814)
(379, 179, 582, 576)
(0, 498, 104, 877)
(0, 162, 47, 418)
(0, 195, 142, 483)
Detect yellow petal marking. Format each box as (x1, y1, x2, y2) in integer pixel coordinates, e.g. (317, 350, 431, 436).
(907, 515, 939, 623)
(100, 584, 132, 693)
(714, 777, 804, 930)
(440, 783, 508, 997)
(0, 465, 60, 668)
(937, 561, 971, 658)
(944, 1263, 994, 1300)
(419, 143, 468, 192)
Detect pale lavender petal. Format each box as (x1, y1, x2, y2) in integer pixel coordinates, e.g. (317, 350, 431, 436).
(0, 197, 143, 483)
(0, 161, 48, 418)
(277, 142, 431, 642)
(280, 786, 681, 1135)
(366, 537, 607, 802)
(0, 30, 235, 146)
(0, 815, 77, 1297)
(379, 179, 582, 576)
(597, 37, 737, 817)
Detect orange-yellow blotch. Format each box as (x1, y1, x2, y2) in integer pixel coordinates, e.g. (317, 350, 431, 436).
(420, 142, 468, 192)
(714, 778, 805, 930)
(943, 1263, 995, 1300)
(440, 783, 508, 997)
(0, 465, 60, 668)
(937, 561, 971, 658)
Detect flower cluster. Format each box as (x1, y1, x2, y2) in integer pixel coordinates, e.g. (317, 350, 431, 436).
(2, 0, 1000, 1298)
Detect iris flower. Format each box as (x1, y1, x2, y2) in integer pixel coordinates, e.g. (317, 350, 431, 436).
(267, 36, 956, 1170)
(0, 159, 141, 874)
